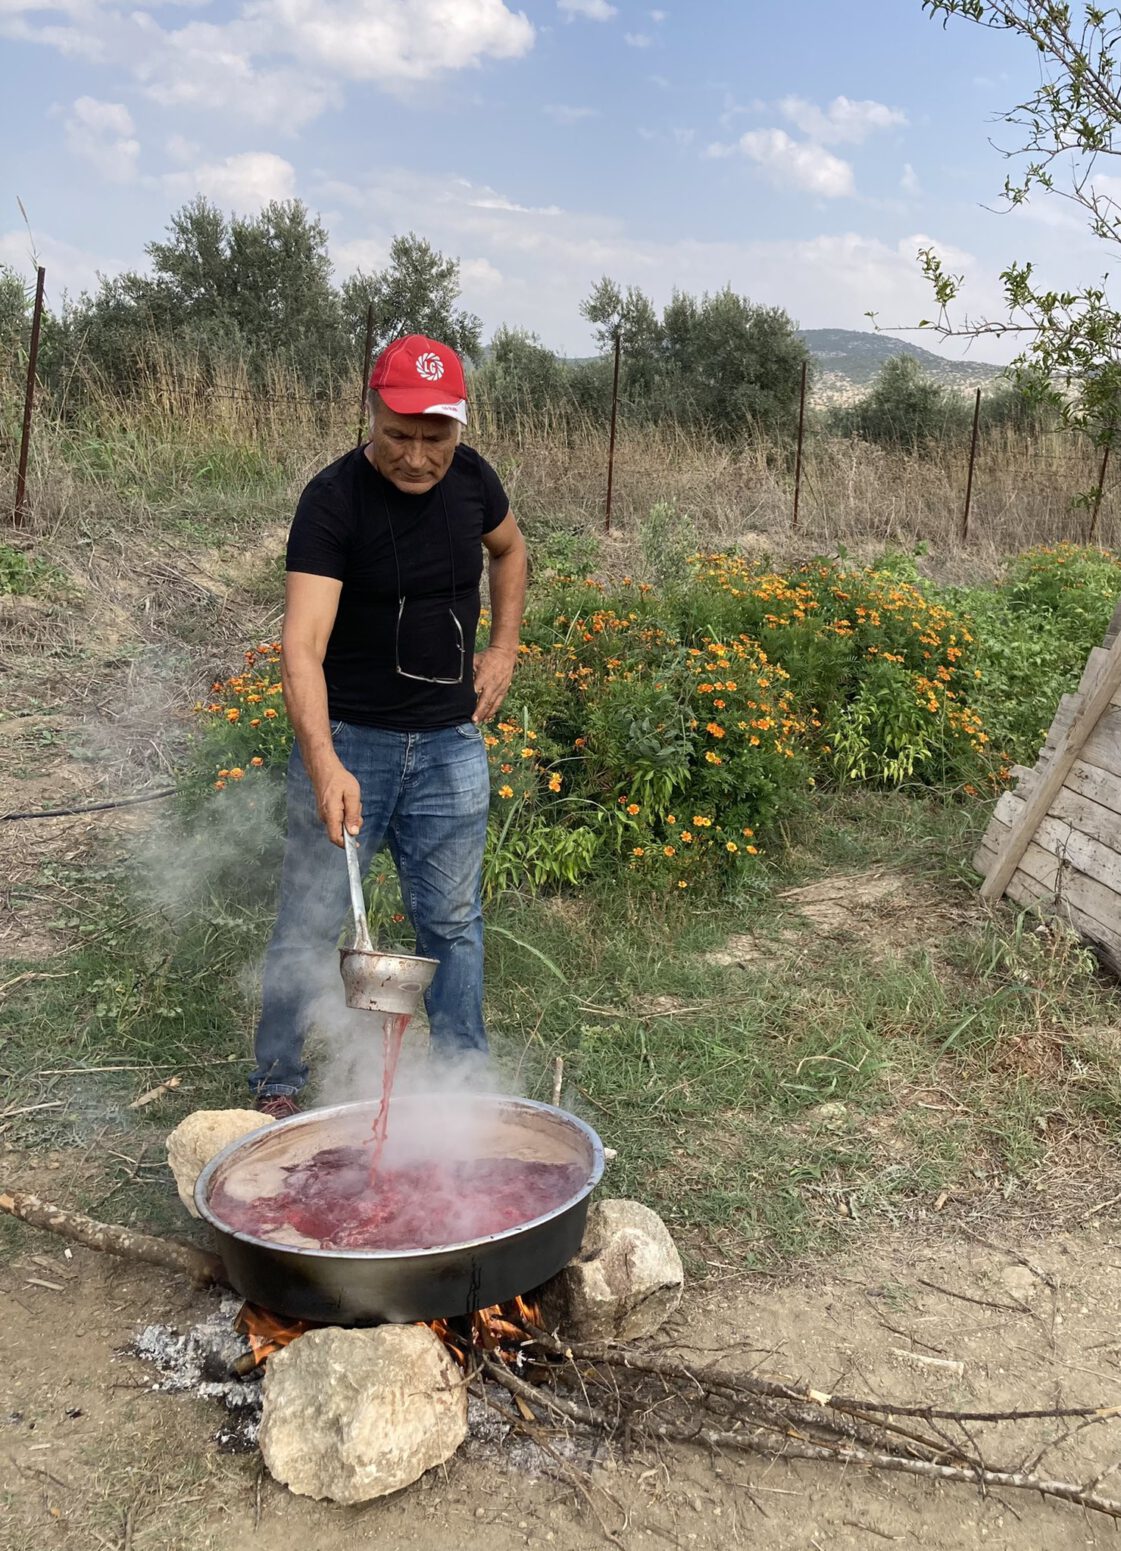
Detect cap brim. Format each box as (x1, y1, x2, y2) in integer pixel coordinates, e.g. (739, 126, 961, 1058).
(376, 387, 468, 425)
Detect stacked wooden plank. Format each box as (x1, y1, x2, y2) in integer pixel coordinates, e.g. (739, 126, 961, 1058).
(974, 624, 1121, 975)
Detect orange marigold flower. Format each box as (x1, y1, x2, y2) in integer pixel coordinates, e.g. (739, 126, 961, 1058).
(706, 722, 725, 738)
(746, 844, 759, 855)
(250, 756, 264, 767)
(725, 841, 738, 853)
(666, 814, 676, 824)
(631, 846, 645, 857)
(704, 751, 722, 764)
(498, 785, 514, 799)
(548, 773, 562, 793)
(742, 826, 754, 837)
(500, 763, 513, 774)
(626, 802, 640, 815)
(228, 767, 245, 780)
(681, 831, 693, 843)
(213, 779, 226, 790)
(264, 708, 278, 719)
(226, 708, 240, 722)
(392, 913, 405, 924)
(249, 718, 261, 728)
(574, 737, 586, 748)
(663, 845, 676, 857)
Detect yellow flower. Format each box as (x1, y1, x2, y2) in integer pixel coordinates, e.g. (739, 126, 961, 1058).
(226, 708, 240, 722)
(725, 841, 738, 853)
(677, 880, 688, 889)
(663, 845, 676, 857)
(741, 826, 754, 837)
(704, 751, 722, 764)
(228, 767, 245, 780)
(626, 802, 640, 815)
(632, 846, 645, 857)
(666, 814, 676, 824)
(548, 773, 562, 792)
(498, 784, 514, 799)
(681, 831, 693, 843)
(746, 844, 759, 855)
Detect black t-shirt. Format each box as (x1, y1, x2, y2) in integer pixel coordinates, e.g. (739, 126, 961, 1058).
(286, 445, 509, 729)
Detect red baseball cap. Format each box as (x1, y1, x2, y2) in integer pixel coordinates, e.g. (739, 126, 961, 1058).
(369, 334, 468, 425)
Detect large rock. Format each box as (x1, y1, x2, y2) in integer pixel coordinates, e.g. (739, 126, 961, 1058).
(258, 1325, 467, 1503)
(166, 1109, 272, 1217)
(540, 1197, 684, 1342)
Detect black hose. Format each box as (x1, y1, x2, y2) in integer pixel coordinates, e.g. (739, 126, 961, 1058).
(1, 788, 178, 822)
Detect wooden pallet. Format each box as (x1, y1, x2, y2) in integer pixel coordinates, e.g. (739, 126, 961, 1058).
(974, 621, 1121, 975)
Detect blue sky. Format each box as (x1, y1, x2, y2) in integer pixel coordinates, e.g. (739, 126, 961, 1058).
(0, 0, 1105, 360)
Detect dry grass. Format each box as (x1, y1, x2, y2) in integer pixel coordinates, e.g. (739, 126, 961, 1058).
(2, 356, 1114, 566)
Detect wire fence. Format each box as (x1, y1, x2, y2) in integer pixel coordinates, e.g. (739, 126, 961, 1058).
(3, 273, 1118, 556)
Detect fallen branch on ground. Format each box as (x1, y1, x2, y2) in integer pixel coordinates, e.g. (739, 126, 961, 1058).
(0, 1191, 226, 1287)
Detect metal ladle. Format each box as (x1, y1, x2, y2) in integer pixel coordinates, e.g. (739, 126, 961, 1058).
(338, 829, 439, 1015)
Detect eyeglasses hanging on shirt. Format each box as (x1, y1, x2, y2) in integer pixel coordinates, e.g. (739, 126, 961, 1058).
(381, 483, 466, 686)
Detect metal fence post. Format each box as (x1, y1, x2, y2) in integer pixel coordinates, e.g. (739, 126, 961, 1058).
(357, 304, 375, 447)
(13, 266, 46, 528)
(961, 386, 981, 543)
(605, 328, 621, 534)
(792, 358, 808, 534)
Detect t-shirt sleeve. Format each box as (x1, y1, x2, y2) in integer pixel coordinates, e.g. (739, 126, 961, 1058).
(476, 454, 511, 534)
(286, 479, 352, 579)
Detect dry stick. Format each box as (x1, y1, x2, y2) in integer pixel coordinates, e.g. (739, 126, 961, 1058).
(551, 1056, 564, 1107)
(917, 1277, 1030, 1316)
(499, 1346, 1121, 1521)
(0, 1191, 227, 1288)
(527, 1330, 1119, 1426)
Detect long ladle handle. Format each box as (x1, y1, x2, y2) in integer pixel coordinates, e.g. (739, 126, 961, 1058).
(344, 829, 374, 952)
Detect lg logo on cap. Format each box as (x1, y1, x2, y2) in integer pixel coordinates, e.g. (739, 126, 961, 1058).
(415, 352, 445, 382)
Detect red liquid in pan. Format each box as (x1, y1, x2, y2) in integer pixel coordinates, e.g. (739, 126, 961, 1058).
(209, 1147, 587, 1251)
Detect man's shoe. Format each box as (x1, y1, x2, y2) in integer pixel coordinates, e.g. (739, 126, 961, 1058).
(256, 1093, 300, 1121)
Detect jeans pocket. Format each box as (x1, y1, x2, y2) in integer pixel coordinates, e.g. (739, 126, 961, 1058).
(330, 719, 347, 737)
(454, 721, 482, 740)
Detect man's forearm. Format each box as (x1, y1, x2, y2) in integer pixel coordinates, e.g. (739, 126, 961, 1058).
(487, 545, 527, 653)
(281, 648, 338, 776)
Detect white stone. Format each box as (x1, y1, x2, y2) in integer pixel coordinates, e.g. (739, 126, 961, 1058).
(258, 1325, 467, 1504)
(540, 1197, 684, 1342)
(166, 1109, 272, 1217)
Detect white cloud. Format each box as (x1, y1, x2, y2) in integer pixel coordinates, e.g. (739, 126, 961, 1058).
(250, 0, 534, 84)
(900, 162, 920, 196)
(4, 0, 536, 130)
(64, 96, 140, 182)
(649, 8, 666, 19)
(165, 133, 200, 164)
(625, 31, 653, 47)
(558, 0, 616, 18)
(544, 103, 599, 123)
(709, 128, 855, 198)
(161, 151, 297, 208)
(779, 94, 907, 145)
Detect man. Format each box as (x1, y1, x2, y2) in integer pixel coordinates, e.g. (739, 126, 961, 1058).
(250, 334, 527, 1117)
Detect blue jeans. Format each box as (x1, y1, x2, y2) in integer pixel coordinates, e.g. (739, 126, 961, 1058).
(250, 720, 491, 1098)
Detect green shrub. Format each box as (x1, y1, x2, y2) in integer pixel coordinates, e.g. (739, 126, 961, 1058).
(192, 555, 1002, 894)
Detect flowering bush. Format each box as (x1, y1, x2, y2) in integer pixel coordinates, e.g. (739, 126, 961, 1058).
(193, 552, 1013, 893)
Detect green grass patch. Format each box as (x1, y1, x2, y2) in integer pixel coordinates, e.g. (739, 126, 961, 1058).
(6, 790, 1121, 1263)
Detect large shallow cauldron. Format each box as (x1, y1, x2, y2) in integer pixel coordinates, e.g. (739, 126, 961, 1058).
(195, 1095, 604, 1324)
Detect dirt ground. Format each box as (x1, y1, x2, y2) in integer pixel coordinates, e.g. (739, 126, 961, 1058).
(4, 1216, 1121, 1550)
(5, 537, 1121, 1548)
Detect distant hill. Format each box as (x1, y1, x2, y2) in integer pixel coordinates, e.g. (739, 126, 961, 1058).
(799, 328, 1002, 390)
